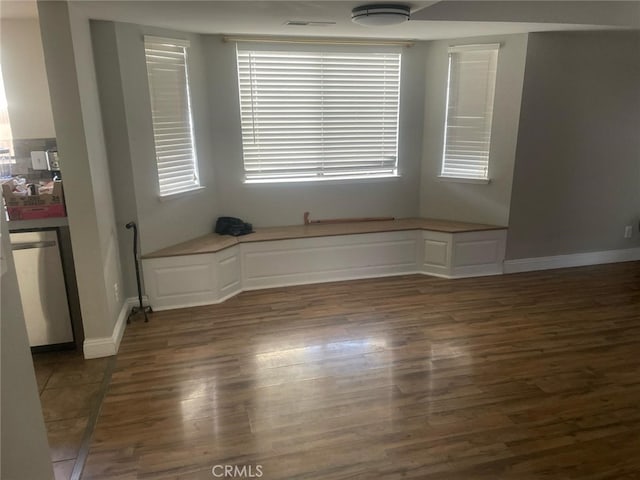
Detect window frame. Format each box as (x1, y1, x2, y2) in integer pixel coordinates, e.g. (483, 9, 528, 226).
(144, 36, 201, 198)
(235, 44, 403, 184)
(0, 65, 15, 165)
(440, 43, 501, 183)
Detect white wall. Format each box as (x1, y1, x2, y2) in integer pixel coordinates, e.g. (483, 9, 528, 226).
(38, 0, 124, 342)
(68, 4, 124, 330)
(1, 215, 54, 480)
(419, 34, 528, 226)
(506, 31, 640, 259)
(91, 25, 531, 259)
(0, 18, 56, 139)
(91, 21, 219, 263)
(91, 25, 424, 260)
(90, 20, 140, 298)
(205, 36, 424, 227)
(116, 24, 219, 256)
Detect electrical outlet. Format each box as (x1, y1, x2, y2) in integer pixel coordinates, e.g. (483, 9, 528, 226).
(114, 282, 120, 303)
(30, 151, 48, 170)
(624, 225, 633, 239)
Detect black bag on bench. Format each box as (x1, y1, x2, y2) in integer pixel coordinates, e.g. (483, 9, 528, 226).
(214, 216, 254, 236)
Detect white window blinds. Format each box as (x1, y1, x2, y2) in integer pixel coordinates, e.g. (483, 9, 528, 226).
(236, 48, 401, 182)
(441, 44, 500, 180)
(144, 36, 200, 196)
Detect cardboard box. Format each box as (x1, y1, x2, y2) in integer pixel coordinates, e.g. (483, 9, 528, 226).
(2, 181, 67, 220)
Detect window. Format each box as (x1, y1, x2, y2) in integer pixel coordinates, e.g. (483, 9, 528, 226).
(441, 44, 500, 181)
(0, 66, 14, 165)
(144, 36, 200, 196)
(236, 47, 401, 182)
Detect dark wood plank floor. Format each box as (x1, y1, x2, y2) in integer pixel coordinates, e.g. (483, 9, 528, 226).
(82, 262, 640, 479)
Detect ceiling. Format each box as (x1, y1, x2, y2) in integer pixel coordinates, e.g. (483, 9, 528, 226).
(1, 1, 638, 40)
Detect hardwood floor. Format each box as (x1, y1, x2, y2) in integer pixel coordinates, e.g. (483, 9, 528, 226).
(81, 262, 640, 479)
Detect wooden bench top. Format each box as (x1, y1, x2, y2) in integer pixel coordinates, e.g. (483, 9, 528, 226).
(143, 217, 506, 259)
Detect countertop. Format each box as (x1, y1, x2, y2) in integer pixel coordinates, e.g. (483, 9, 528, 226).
(8, 216, 69, 231)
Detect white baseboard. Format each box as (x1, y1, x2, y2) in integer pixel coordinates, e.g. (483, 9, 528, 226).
(83, 296, 148, 359)
(503, 247, 640, 274)
(149, 292, 237, 312)
(450, 264, 504, 278)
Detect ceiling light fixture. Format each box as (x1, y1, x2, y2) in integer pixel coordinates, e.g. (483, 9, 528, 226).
(351, 4, 411, 27)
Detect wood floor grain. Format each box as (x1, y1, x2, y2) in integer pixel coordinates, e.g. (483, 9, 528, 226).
(81, 263, 640, 479)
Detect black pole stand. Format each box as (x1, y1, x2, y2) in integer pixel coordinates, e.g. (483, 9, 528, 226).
(125, 221, 152, 323)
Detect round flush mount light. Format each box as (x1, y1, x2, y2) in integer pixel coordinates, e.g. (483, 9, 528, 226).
(351, 4, 411, 27)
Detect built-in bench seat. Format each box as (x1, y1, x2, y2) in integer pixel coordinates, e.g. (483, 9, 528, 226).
(142, 218, 507, 311)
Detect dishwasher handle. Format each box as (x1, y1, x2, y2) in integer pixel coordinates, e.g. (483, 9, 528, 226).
(11, 241, 57, 251)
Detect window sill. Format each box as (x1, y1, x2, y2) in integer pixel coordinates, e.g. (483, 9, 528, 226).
(158, 186, 206, 201)
(244, 174, 401, 186)
(438, 176, 491, 185)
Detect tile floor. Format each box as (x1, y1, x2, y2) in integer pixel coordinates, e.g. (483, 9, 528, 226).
(32, 351, 110, 480)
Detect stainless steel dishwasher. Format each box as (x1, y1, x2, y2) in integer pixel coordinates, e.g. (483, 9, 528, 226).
(10, 230, 74, 348)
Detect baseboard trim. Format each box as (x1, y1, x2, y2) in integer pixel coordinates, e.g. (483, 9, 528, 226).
(503, 247, 640, 274)
(150, 294, 235, 312)
(83, 296, 148, 359)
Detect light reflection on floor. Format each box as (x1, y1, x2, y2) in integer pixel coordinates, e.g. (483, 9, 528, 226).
(249, 336, 394, 450)
(254, 337, 389, 367)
